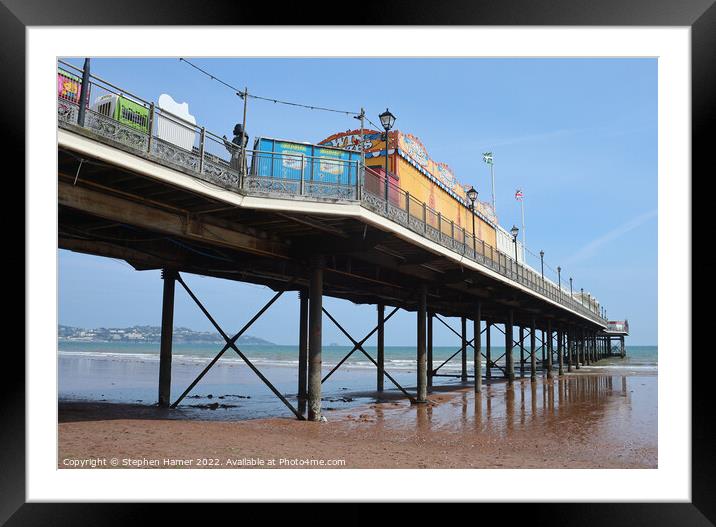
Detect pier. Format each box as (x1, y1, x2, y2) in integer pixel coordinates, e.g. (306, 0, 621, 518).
(57, 63, 628, 421)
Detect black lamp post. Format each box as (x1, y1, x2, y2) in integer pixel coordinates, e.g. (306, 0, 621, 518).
(539, 250, 545, 287)
(77, 58, 91, 126)
(557, 266, 562, 300)
(569, 277, 573, 299)
(378, 108, 396, 208)
(467, 186, 478, 256)
(510, 225, 519, 280)
(580, 287, 584, 306)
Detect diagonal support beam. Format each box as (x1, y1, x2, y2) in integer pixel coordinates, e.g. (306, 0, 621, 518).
(171, 275, 303, 419)
(322, 308, 415, 402)
(431, 314, 487, 374)
(321, 306, 400, 383)
(432, 337, 474, 374)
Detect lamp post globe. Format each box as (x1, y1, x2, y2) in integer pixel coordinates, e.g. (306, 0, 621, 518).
(379, 108, 396, 131)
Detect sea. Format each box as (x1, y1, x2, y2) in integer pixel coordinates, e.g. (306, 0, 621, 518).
(58, 341, 657, 420)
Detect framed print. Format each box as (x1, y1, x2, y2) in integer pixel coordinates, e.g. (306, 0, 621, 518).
(8, 0, 711, 523)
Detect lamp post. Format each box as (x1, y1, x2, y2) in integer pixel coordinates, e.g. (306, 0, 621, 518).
(467, 186, 478, 256)
(379, 108, 396, 210)
(510, 225, 519, 281)
(580, 287, 584, 307)
(557, 266, 562, 300)
(569, 277, 573, 299)
(77, 58, 91, 126)
(539, 250, 545, 289)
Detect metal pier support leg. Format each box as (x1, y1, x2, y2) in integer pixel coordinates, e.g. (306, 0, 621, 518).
(584, 330, 589, 364)
(416, 283, 428, 403)
(505, 310, 515, 384)
(575, 327, 581, 370)
(307, 258, 324, 421)
(298, 290, 309, 416)
(620, 336, 625, 358)
(158, 269, 176, 407)
(427, 311, 434, 391)
(541, 329, 546, 368)
(557, 329, 564, 376)
(591, 334, 596, 363)
(474, 302, 482, 393)
(582, 328, 588, 366)
(546, 320, 553, 378)
(377, 303, 385, 392)
(567, 328, 573, 372)
(485, 320, 492, 380)
(585, 329, 591, 366)
(530, 318, 537, 382)
(519, 325, 525, 378)
(461, 316, 468, 382)
(586, 330, 590, 364)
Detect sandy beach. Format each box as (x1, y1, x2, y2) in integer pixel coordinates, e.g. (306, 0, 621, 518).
(58, 370, 657, 469)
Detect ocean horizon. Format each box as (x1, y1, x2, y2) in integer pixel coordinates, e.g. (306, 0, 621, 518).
(58, 341, 658, 372)
(58, 341, 657, 420)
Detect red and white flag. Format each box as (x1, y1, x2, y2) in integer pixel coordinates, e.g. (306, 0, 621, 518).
(515, 189, 524, 201)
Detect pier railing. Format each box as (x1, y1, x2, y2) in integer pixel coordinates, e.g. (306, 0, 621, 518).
(56, 62, 606, 326)
(606, 321, 629, 333)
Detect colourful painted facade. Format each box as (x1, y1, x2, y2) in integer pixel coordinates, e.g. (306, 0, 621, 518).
(319, 128, 497, 249)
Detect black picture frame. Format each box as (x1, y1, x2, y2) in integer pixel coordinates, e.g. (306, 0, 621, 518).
(7, 0, 710, 523)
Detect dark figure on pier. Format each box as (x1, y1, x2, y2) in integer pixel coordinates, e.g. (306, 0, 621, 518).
(223, 123, 249, 175)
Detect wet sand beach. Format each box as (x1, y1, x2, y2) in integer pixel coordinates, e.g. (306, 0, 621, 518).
(58, 370, 657, 469)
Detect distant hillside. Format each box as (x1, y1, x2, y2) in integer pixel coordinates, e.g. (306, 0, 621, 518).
(58, 325, 275, 345)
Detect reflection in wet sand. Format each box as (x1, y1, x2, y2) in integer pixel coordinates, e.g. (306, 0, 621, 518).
(335, 372, 656, 469)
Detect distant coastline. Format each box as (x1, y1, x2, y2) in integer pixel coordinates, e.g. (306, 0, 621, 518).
(58, 324, 275, 346)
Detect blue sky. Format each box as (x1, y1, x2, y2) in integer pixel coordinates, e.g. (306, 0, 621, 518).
(58, 57, 657, 345)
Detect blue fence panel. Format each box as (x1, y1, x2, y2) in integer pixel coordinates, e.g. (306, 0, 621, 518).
(254, 138, 310, 181)
(252, 137, 358, 185)
(309, 146, 359, 186)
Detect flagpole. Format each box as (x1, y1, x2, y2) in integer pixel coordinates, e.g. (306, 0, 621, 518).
(520, 195, 526, 263)
(483, 152, 496, 216)
(491, 162, 496, 214)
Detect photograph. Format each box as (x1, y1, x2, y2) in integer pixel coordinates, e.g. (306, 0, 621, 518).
(56, 56, 656, 470)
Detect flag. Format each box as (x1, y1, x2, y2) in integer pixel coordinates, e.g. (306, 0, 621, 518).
(515, 189, 524, 201)
(482, 152, 493, 165)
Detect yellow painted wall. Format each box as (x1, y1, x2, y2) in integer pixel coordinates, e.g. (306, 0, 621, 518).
(394, 156, 497, 249)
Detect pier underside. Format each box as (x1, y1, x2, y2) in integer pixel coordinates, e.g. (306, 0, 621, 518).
(58, 144, 601, 330)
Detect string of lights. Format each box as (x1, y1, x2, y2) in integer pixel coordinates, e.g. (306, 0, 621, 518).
(179, 58, 360, 117)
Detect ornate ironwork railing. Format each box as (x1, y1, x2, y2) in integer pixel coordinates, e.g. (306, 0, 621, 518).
(56, 62, 606, 325)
